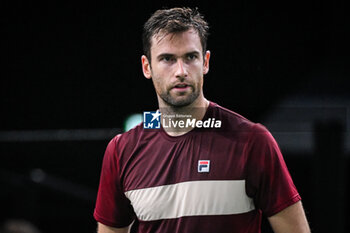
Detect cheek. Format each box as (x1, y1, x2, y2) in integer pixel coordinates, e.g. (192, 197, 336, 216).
(152, 76, 167, 94)
(152, 68, 170, 87)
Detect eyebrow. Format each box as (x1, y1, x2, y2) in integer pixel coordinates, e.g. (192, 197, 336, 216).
(157, 51, 200, 60)
(157, 53, 175, 59)
(185, 51, 200, 57)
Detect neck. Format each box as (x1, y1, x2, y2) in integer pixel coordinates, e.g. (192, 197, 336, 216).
(158, 96, 209, 136)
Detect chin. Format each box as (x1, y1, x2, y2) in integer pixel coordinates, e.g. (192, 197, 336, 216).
(160, 90, 200, 108)
(168, 96, 198, 108)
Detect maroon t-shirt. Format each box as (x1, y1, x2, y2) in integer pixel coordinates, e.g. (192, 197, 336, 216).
(94, 102, 301, 233)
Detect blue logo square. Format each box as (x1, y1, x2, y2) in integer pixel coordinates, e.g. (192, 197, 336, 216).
(143, 110, 161, 129)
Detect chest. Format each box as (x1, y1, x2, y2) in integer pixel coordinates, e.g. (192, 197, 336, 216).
(120, 133, 255, 222)
(120, 134, 249, 192)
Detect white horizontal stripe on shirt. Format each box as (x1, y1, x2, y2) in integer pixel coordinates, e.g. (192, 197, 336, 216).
(124, 180, 255, 221)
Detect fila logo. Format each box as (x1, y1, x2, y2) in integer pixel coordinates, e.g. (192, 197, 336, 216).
(198, 160, 210, 173)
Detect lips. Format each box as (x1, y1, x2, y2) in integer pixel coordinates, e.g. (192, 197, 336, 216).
(175, 83, 188, 88)
(172, 83, 190, 89)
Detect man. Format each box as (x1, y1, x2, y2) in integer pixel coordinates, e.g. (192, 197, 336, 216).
(94, 7, 310, 233)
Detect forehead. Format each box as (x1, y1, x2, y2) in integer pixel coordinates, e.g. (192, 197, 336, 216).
(150, 29, 203, 56)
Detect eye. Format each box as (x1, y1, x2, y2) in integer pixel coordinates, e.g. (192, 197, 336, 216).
(160, 55, 175, 62)
(163, 56, 170, 61)
(186, 53, 198, 61)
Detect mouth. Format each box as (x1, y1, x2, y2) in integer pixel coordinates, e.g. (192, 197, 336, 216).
(172, 83, 190, 91)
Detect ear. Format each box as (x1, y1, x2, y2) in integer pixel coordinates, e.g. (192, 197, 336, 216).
(203, 50, 210, 75)
(141, 55, 152, 79)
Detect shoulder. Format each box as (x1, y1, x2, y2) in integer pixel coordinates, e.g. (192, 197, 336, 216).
(109, 122, 144, 150)
(209, 102, 256, 133)
(117, 123, 143, 144)
(249, 123, 277, 148)
(244, 123, 283, 164)
(107, 122, 157, 158)
(209, 102, 276, 145)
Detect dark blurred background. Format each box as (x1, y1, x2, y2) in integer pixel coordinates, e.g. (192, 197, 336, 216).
(1, 0, 349, 232)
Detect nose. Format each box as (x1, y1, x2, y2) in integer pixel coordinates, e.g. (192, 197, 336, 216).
(174, 59, 188, 79)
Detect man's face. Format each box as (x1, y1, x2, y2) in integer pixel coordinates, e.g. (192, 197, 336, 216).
(142, 29, 210, 107)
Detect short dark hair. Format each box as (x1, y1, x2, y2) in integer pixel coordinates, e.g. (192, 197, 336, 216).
(142, 7, 209, 60)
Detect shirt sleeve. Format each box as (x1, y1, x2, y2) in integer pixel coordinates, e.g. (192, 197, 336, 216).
(245, 123, 301, 217)
(93, 135, 136, 227)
